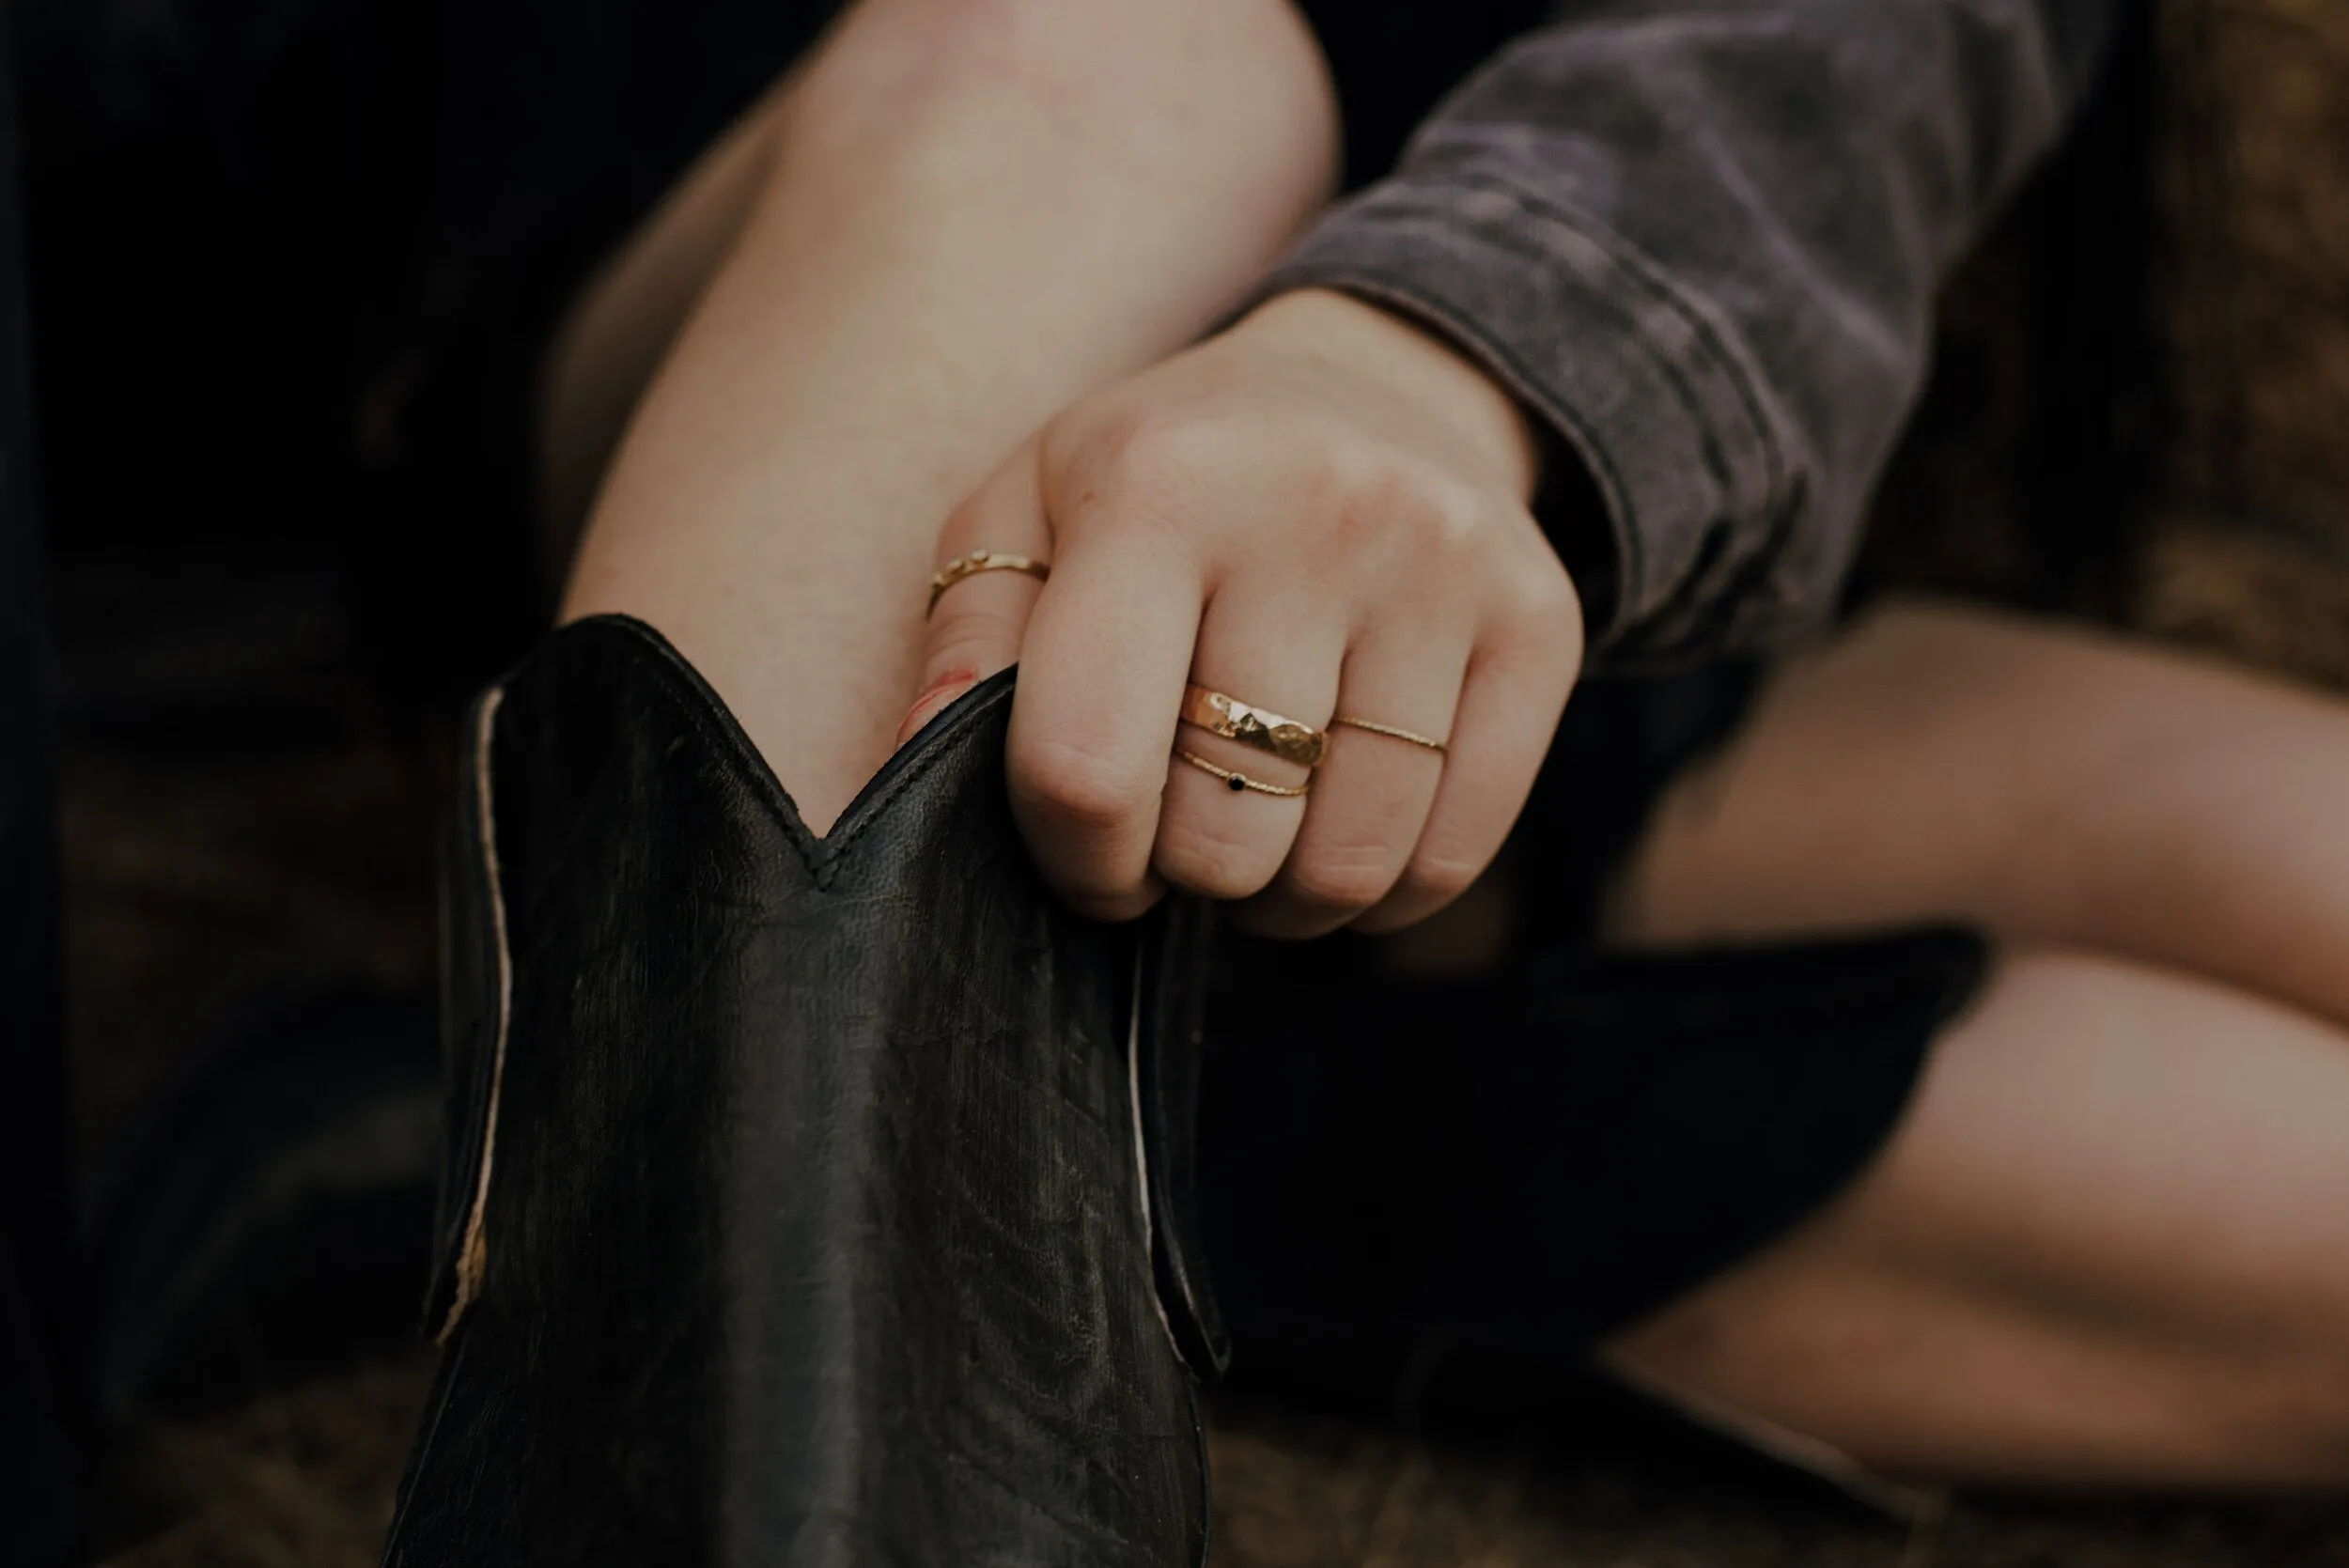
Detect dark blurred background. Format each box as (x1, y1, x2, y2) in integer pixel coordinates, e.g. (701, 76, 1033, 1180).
(10, 0, 2349, 1563)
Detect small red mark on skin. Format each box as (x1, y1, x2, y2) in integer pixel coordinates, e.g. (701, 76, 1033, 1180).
(896, 665, 980, 745)
(912, 665, 978, 708)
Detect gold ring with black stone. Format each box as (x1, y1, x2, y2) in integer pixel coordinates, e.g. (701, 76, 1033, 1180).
(1174, 748, 1310, 798)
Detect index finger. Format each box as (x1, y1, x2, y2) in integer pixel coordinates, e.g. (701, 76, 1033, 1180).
(900, 440, 1056, 745)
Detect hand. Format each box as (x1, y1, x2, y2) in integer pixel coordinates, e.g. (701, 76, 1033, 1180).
(900, 287, 1583, 936)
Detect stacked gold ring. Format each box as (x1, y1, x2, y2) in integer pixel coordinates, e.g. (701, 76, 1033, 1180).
(922, 548, 1455, 799)
(1178, 684, 1327, 768)
(1173, 680, 1452, 799)
(926, 549, 1050, 618)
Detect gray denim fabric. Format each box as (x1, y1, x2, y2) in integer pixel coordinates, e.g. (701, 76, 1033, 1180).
(1259, 0, 2119, 664)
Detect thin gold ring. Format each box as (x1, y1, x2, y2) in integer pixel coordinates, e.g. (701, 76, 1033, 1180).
(1179, 683, 1327, 768)
(926, 549, 1050, 618)
(1174, 748, 1310, 798)
(1330, 715, 1448, 754)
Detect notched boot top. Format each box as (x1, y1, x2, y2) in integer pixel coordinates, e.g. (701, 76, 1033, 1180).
(385, 615, 1223, 1567)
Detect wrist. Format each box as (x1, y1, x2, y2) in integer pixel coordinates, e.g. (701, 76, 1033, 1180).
(1236, 287, 1543, 503)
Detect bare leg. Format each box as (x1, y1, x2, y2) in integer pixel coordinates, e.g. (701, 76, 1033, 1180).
(537, 85, 781, 545)
(1608, 949, 2349, 1487)
(1595, 601, 2349, 1483)
(553, 0, 1337, 829)
(1612, 600, 2349, 1031)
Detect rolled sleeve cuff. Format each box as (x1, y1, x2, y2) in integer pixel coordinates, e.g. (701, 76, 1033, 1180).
(1245, 166, 1800, 662)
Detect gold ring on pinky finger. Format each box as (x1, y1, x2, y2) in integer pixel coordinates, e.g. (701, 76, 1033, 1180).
(1330, 715, 1449, 754)
(926, 549, 1050, 618)
(1174, 749, 1311, 798)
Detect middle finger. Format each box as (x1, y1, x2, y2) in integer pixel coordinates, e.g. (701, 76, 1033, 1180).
(1153, 580, 1344, 901)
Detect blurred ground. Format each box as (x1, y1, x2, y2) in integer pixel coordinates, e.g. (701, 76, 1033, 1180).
(70, 1338, 2349, 1568)
(56, 0, 2349, 1561)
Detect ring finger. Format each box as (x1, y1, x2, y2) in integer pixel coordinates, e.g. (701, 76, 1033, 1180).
(1233, 620, 1465, 939)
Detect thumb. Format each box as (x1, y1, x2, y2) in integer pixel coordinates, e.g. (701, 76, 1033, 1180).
(896, 438, 1055, 747)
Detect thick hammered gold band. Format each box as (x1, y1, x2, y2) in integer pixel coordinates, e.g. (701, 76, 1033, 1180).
(1330, 715, 1449, 754)
(926, 549, 1050, 618)
(1179, 683, 1327, 768)
(1175, 749, 1310, 798)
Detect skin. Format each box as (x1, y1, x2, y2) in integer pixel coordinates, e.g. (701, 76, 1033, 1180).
(564, 0, 1343, 831)
(1606, 942, 2349, 1487)
(1610, 601, 2349, 1031)
(1599, 605, 2349, 1483)
(545, 0, 2349, 1489)
(907, 287, 1578, 938)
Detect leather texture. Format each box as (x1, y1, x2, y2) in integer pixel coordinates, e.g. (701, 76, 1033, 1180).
(1129, 895, 1228, 1383)
(385, 614, 1211, 1567)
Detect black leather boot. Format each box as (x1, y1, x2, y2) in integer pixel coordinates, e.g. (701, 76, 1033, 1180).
(383, 615, 1225, 1566)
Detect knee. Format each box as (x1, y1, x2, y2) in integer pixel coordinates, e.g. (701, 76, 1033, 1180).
(793, 0, 1339, 212)
(2249, 1332, 2349, 1483)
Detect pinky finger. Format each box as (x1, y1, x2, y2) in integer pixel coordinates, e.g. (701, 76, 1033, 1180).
(1353, 597, 1580, 934)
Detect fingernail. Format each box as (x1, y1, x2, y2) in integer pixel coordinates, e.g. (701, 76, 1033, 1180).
(895, 665, 979, 745)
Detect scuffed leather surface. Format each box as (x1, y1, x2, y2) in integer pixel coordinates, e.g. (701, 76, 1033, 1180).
(386, 615, 1206, 1567)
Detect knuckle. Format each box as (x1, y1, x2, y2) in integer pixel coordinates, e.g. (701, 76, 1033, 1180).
(1154, 815, 1279, 901)
(1520, 554, 1581, 618)
(1319, 448, 1489, 567)
(1499, 559, 1584, 642)
(1058, 881, 1163, 925)
(1285, 846, 1398, 913)
(1307, 430, 1388, 498)
(1051, 412, 1237, 547)
(1098, 413, 1233, 501)
(1012, 736, 1154, 840)
(1314, 441, 1406, 543)
(1411, 474, 1494, 554)
(1395, 849, 1482, 908)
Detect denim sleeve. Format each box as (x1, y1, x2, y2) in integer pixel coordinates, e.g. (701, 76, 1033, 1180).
(1255, 0, 2119, 663)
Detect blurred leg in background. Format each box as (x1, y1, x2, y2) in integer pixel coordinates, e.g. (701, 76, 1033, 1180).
(1603, 603, 2349, 1484)
(1608, 943, 2349, 1487)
